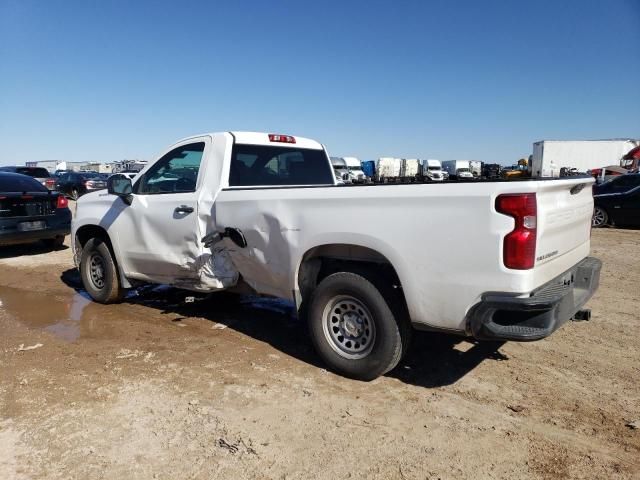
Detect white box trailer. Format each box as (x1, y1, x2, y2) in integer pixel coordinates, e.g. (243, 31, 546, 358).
(376, 157, 402, 178)
(402, 158, 420, 177)
(469, 161, 483, 177)
(531, 139, 639, 177)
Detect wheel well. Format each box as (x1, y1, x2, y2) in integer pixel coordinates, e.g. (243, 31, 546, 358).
(74, 225, 118, 266)
(75, 225, 111, 249)
(297, 244, 406, 311)
(74, 224, 131, 288)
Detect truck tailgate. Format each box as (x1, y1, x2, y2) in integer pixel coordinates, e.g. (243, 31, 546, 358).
(533, 177, 594, 285)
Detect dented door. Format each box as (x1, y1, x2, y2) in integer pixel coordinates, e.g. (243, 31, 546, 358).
(214, 140, 334, 299)
(214, 191, 296, 299)
(109, 139, 210, 283)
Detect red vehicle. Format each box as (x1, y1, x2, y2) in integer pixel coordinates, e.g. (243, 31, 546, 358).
(621, 146, 640, 173)
(591, 146, 640, 182)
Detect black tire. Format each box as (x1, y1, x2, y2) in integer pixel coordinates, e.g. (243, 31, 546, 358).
(307, 271, 411, 381)
(70, 188, 79, 201)
(42, 235, 65, 249)
(80, 237, 124, 303)
(592, 206, 609, 228)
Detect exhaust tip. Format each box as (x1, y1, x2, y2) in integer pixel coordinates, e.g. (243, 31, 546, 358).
(572, 309, 591, 321)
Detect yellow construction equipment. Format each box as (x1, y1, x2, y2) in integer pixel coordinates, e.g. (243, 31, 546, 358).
(502, 158, 530, 179)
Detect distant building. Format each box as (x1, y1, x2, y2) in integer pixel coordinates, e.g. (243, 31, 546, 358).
(25, 159, 147, 174)
(26, 160, 62, 172)
(112, 160, 148, 173)
(78, 162, 113, 174)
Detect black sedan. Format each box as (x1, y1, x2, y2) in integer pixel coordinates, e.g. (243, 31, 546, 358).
(0, 172, 72, 247)
(593, 185, 640, 228)
(55, 172, 107, 200)
(593, 173, 640, 196)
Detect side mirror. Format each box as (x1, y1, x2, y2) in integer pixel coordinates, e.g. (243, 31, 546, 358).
(107, 175, 133, 204)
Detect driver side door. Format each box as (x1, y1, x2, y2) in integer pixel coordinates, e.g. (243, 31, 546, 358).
(109, 138, 210, 283)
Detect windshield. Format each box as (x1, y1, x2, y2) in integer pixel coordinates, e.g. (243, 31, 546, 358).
(428, 166, 441, 171)
(458, 168, 470, 173)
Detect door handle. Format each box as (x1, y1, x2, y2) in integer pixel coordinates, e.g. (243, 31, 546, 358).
(174, 205, 194, 214)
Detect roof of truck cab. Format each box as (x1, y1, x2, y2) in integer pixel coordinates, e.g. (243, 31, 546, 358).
(231, 131, 323, 149)
(171, 131, 324, 150)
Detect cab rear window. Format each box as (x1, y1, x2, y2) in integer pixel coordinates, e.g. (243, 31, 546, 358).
(229, 144, 334, 187)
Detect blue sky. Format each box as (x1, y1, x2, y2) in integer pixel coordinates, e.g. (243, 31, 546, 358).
(1, 0, 639, 166)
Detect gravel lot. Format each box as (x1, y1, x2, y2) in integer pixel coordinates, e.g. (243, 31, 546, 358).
(0, 215, 638, 479)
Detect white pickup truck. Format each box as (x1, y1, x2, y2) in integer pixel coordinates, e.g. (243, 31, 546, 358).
(72, 132, 601, 380)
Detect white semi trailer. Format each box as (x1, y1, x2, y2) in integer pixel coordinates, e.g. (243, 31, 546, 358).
(531, 139, 639, 177)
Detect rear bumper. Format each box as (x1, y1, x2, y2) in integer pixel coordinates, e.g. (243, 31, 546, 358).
(0, 210, 72, 246)
(466, 257, 602, 341)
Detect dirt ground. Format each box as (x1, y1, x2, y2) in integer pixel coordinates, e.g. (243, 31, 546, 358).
(0, 212, 638, 479)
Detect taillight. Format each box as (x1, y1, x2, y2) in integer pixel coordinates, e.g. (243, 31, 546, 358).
(45, 179, 56, 187)
(56, 195, 68, 209)
(495, 193, 537, 270)
(268, 134, 296, 144)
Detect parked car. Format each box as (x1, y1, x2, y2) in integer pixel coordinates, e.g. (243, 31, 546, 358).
(72, 131, 600, 380)
(0, 172, 71, 247)
(0, 166, 56, 190)
(55, 172, 107, 199)
(592, 185, 640, 228)
(592, 173, 640, 196)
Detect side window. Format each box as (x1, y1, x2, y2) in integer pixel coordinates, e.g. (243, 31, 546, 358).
(617, 175, 640, 187)
(615, 177, 628, 186)
(135, 142, 205, 194)
(229, 145, 333, 186)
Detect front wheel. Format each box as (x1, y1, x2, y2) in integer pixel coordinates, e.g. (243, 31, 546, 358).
(592, 206, 609, 228)
(80, 237, 124, 303)
(307, 272, 410, 381)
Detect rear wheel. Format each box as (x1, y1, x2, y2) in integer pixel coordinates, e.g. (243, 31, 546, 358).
(70, 188, 79, 200)
(80, 237, 123, 303)
(592, 206, 609, 228)
(307, 271, 411, 381)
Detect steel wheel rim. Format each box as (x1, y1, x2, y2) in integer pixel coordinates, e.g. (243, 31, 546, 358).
(89, 253, 106, 289)
(592, 207, 606, 227)
(72, 190, 79, 200)
(322, 295, 376, 359)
